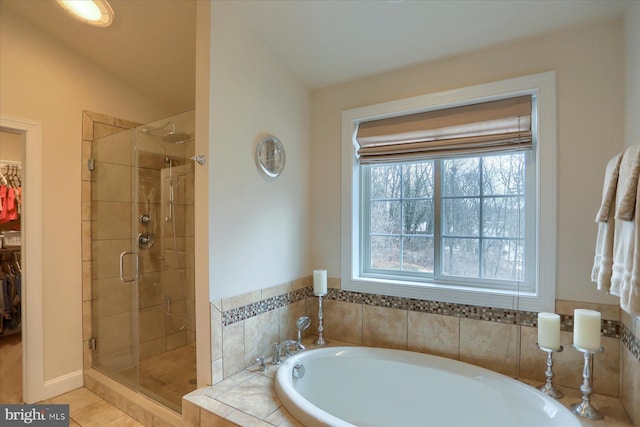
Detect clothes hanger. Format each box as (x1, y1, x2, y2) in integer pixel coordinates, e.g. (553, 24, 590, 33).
(14, 165, 21, 187)
(0, 165, 8, 186)
(9, 165, 17, 188)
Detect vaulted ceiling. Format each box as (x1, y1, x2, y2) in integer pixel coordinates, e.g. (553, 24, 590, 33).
(3, 0, 631, 113)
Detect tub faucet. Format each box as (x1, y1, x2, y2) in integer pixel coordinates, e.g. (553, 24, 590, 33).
(272, 340, 305, 365)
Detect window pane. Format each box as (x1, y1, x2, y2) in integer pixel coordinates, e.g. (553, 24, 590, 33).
(403, 200, 433, 234)
(482, 153, 525, 196)
(370, 164, 402, 199)
(482, 196, 525, 238)
(442, 237, 479, 277)
(482, 239, 524, 281)
(402, 162, 434, 198)
(371, 201, 401, 234)
(443, 158, 479, 196)
(442, 198, 479, 236)
(403, 236, 434, 272)
(370, 236, 400, 269)
(365, 153, 528, 284)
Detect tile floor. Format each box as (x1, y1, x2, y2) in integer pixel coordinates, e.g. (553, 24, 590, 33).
(38, 387, 145, 426)
(34, 346, 196, 426)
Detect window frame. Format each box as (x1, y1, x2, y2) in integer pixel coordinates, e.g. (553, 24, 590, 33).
(341, 72, 557, 312)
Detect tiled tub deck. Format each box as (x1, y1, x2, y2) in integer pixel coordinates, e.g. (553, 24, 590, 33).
(182, 338, 633, 427)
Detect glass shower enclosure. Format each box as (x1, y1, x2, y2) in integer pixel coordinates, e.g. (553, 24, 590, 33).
(90, 110, 196, 412)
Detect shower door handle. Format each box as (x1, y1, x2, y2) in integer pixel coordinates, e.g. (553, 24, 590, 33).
(119, 251, 139, 282)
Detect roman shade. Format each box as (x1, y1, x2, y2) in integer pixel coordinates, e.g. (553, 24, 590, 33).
(356, 95, 533, 164)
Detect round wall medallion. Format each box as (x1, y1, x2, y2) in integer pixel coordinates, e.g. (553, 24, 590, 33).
(256, 135, 285, 178)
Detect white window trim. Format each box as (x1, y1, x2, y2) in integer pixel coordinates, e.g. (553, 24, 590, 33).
(341, 71, 557, 312)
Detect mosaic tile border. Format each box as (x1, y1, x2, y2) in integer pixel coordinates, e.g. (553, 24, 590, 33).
(621, 322, 640, 360)
(221, 287, 311, 326)
(327, 288, 540, 328)
(221, 286, 639, 360)
(559, 314, 621, 338)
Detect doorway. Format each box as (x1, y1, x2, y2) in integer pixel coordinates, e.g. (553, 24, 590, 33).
(0, 128, 23, 403)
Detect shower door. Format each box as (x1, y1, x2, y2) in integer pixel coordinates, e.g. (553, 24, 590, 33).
(91, 123, 139, 392)
(91, 110, 196, 412)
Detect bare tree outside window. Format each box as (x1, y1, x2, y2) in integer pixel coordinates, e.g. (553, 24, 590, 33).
(366, 153, 525, 284)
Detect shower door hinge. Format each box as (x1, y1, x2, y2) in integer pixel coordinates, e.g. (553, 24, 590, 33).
(88, 337, 97, 350)
(87, 158, 95, 171)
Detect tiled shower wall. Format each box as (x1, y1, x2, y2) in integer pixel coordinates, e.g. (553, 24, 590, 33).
(81, 111, 196, 372)
(213, 277, 640, 424)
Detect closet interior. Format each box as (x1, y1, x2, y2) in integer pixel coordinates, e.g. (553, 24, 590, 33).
(0, 129, 23, 404)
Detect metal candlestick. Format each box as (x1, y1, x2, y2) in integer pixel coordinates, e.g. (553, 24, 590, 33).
(536, 343, 564, 399)
(315, 294, 327, 345)
(570, 344, 604, 420)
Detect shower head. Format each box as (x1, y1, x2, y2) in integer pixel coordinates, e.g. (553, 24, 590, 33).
(142, 121, 190, 144)
(162, 132, 190, 144)
(296, 316, 311, 344)
(296, 316, 311, 331)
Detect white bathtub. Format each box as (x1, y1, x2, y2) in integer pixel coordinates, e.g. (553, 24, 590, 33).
(275, 346, 580, 427)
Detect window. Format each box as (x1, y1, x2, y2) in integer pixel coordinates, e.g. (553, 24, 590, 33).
(341, 72, 556, 311)
(363, 152, 530, 290)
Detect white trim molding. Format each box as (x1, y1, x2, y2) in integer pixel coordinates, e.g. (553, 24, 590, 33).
(42, 370, 84, 399)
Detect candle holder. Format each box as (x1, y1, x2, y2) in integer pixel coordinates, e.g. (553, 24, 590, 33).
(315, 294, 327, 346)
(536, 343, 564, 399)
(570, 344, 604, 420)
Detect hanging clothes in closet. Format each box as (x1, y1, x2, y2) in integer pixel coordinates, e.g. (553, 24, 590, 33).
(0, 251, 21, 335)
(0, 163, 21, 224)
(0, 161, 22, 336)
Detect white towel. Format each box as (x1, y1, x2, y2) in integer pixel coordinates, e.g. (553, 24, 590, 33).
(609, 145, 640, 315)
(619, 171, 640, 315)
(592, 154, 622, 291)
(614, 145, 640, 221)
(595, 153, 622, 223)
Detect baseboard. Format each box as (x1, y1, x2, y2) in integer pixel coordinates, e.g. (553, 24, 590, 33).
(37, 370, 84, 402)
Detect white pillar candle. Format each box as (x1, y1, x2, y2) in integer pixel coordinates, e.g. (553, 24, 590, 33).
(313, 269, 327, 296)
(573, 309, 601, 351)
(537, 312, 561, 350)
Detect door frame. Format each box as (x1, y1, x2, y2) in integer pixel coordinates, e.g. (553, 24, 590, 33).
(0, 115, 44, 403)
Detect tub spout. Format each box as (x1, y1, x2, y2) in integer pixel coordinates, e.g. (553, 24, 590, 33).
(272, 340, 305, 365)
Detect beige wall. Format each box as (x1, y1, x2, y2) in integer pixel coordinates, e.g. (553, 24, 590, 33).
(209, 1, 311, 301)
(0, 7, 172, 383)
(310, 18, 625, 306)
(626, 2, 640, 149)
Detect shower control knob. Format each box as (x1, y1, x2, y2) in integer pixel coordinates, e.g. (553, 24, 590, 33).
(137, 232, 154, 249)
(256, 356, 267, 372)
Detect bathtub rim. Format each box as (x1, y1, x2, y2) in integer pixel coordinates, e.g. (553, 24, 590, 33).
(275, 346, 581, 427)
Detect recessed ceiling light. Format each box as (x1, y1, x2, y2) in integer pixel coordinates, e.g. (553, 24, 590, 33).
(56, 0, 114, 27)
